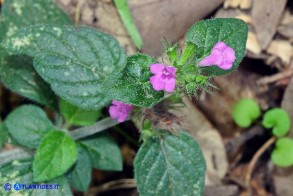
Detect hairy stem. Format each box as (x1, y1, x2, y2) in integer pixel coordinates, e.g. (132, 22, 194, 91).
(69, 117, 122, 140)
(0, 148, 34, 165)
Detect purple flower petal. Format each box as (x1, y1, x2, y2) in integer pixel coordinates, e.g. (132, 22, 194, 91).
(150, 64, 165, 74)
(198, 41, 236, 70)
(117, 113, 128, 122)
(150, 75, 164, 91)
(164, 78, 176, 92)
(109, 105, 119, 119)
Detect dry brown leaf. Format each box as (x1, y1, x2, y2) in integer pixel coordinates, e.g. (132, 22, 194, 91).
(129, 0, 225, 56)
(267, 40, 293, 64)
(278, 25, 293, 39)
(281, 74, 293, 135)
(246, 31, 262, 54)
(252, 0, 287, 49)
(281, 10, 293, 26)
(239, 0, 252, 9)
(224, 0, 251, 9)
(236, 14, 252, 25)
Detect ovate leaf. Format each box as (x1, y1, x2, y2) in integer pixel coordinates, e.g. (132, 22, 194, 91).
(262, 108, 291, 137)
(0, 0, 71, 108)
(80, 133, 122, 171)
(5, 105, 55, 148)
(33, 131, 77, 182)
(60, 99, 101, 126)
(134, 131, 206, 196)
(186, 18, 248, 76)
(2, 25, 127, 110)
(104, 54, 164, 107)
(67, 144, 92, 192)
(272, 138, 293, 167)
(0, 158, 72, 196)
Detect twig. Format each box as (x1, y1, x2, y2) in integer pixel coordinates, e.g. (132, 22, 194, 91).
(245, 136, 276, 192)
(257, 69, 293, 85)
(69, 117, 121, 140)
(74, 0, 85, 25)
(85, 178, 136, 196)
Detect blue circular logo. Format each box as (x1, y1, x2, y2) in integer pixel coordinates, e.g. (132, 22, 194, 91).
(14, 182, 21, 191)
(4, 183, 11, 191)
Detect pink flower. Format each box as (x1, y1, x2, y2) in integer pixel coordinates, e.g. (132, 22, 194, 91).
(150, 64, 176, 92)
(109, 100, 133, 122)
(199, 41, 236, 70)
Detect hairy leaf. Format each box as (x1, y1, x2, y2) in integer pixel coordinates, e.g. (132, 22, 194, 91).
(60, 99, 101, 126)
(5, 105, 55, 148)
(2, 25, 127, 110)
(33, 131, 77, 182)
(134, 131, 206, 196)
(186, 18, 248, 76)
(67, 144, 92, 192)
(104, 54, 164, 107)
(0, 158, 72, 195)
(80, 133, 122, 171)
(0, 0, 71, 108)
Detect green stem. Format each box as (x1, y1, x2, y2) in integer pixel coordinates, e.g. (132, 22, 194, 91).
(70, 117, 122, 140)
(114, 0, 143, 49)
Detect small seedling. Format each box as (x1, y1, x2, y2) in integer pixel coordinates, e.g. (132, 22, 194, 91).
(232, 98, 261, 128)
(232, 99, 293, 168)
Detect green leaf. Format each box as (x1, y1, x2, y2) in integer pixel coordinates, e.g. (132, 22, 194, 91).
(5, 105, 55, 148)
(0, 53, 58, 108)
(67, 144, 92, 192)
(134, 131, 206, 196)
(232, 99, 261, 128)
(114, 0, 143, 49)
(0, 123, 9, 150)
(33, 131, 77, 182)
(272, 137, 293, 167)
(0, 158, 72, 196)
(0, 0, 71, 108)
(0, 0, 71, 41)
(80, 133, 122, 171)
(60, 99, 101, 126)
(262, 108, 291, 137)
(104, 54, 164, 107)
(186, 18, 248, 76)
(2, 25, 127, 110)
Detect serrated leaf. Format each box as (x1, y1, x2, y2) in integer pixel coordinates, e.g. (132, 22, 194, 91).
(0, 123, 9, 150)
(262, 108, 291, 137)
(134, 131, 206, 196)
(60, 99, 101, 126)
(0, 158, 72, 196)
(33, 131, 77, 182)
(272, 138, 293, 167)
(186, 18, 248, 76)
(0, 0, 71, 108)
(2, 25, 127, 110)
(5, 105, 55, 148)
(80, 133, 122, 171)
(232, 98, 261, 128)
(104, 54, 164, 107)
(67, 144, 92, 192)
